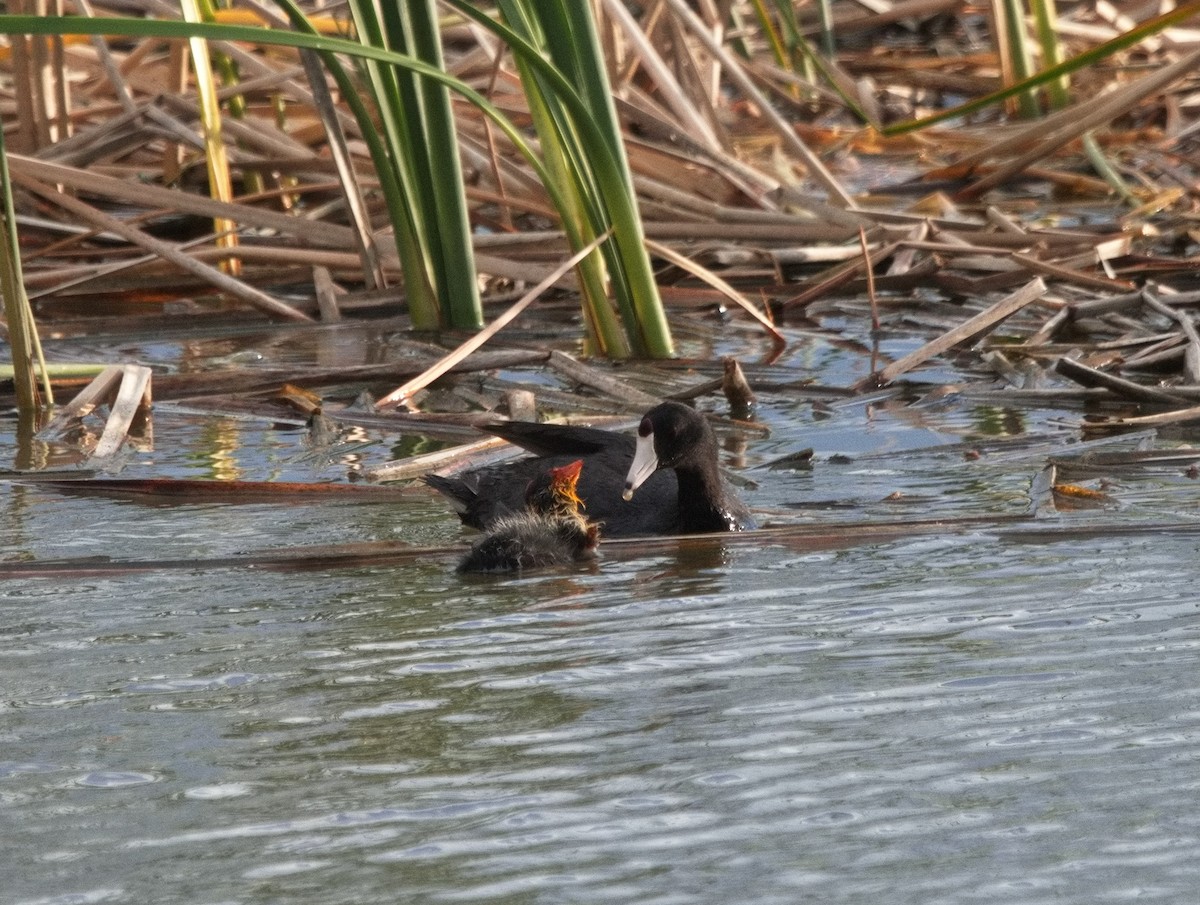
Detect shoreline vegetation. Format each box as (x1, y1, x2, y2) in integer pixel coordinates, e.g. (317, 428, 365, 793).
(4, 2, 1200, 527)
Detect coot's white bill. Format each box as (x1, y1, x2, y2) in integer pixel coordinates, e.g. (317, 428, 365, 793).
(622, 430, 658, 501)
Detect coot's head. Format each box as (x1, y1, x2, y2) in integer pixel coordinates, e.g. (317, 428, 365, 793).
(623, 402, 714, 499)
(527, 458, 585, 517)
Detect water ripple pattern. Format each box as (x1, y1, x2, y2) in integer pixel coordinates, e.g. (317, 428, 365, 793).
(3, 529, 1198, 905)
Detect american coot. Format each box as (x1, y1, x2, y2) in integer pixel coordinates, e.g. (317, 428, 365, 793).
(428, 401, 755, 537)
(457, 459, 600, 573)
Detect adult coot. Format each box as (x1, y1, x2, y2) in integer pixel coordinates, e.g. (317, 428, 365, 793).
(457, 459, 600, 573)
(428, 401, 754, 536)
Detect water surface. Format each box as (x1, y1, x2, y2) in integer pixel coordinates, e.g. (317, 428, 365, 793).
(3, 321, 1199, 903)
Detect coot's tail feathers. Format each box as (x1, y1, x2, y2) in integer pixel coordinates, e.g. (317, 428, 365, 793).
(482, 420, 633, 459)
(421, 473, 474, 516)
(424, 459, 553, 530)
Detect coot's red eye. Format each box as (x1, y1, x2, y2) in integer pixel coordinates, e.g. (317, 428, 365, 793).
(638, 416, 652, 437)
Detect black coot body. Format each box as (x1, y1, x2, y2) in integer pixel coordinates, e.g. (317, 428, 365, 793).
(427, 420, 675, 536)
(429, 402, 755, 537)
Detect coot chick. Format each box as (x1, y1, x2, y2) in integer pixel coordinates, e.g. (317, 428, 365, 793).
(457, 459, 600, 573)
(427, 402, 755, 536)
(624, 401, 756, 533)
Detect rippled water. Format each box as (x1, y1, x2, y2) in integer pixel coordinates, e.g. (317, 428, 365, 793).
(4, 321, 1200, 903)
(4, 486, 1199, 904)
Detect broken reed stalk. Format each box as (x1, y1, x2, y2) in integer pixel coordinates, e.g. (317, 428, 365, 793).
(0, 124, 50, 409)
(1052, 356, 1191, 405)
(1142, 291, 1200, 384)
(643, 238, 785, 348)
(373, 231, 611, 410)
(14, 173, 313, 322)
(37, 364, 152, 459)
(874, 278, 1048, 385)
(956, 47, 1200, 198)
(860, 226, 879, 331)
